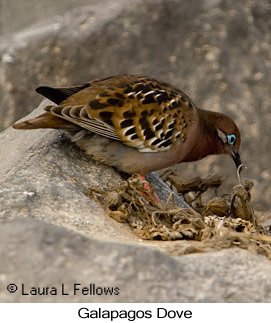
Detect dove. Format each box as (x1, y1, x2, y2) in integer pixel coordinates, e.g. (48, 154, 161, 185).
(13, 74, 242, 175)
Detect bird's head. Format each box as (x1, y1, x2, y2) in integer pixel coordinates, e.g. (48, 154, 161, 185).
(214, 113, 242, 169)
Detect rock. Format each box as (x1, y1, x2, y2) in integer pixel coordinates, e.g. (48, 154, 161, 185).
(1, 217, 271, 302)
(0, 0, 100, 36)
(1, 101, 271, 302)
(0, 100, 132, 243)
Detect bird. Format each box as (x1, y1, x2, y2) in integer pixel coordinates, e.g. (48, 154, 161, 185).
(13, 74, 242, 176)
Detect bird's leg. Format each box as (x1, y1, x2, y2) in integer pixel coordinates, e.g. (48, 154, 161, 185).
(135, 174, 160, 203)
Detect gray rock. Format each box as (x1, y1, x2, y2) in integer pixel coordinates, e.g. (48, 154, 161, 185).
(1, 217, 271, 302)
(0, 100, 132, 242)
(0, 0, 101, 36)
(1, 101, 271, 302)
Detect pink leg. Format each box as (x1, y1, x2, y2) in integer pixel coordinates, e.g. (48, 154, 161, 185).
(136, 174, 160, 203)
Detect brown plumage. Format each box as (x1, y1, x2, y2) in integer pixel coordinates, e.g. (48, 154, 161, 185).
(13, 74, 242, 175)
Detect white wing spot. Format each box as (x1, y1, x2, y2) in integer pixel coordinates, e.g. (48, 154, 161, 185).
(144, 90, 155, 96)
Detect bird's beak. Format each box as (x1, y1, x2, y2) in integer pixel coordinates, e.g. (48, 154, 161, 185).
(231, 148, 242, 169)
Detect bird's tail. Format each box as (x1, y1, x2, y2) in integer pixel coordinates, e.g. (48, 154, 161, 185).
(13, 111, 77, 130)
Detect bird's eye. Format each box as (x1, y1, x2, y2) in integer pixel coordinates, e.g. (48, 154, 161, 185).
(227, 134, 236, 145)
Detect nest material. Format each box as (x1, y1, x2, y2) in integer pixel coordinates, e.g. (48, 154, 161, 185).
(85, 174, 271, 258)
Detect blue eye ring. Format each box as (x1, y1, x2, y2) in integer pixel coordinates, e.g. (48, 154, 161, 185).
(227, 134, 236, 145)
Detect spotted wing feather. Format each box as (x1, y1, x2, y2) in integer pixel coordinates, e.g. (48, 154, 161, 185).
(41, 75, 195, 153)
(86, 76, 195, 152)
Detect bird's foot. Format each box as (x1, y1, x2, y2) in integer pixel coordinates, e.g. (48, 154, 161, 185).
(134, 174, 160, 204)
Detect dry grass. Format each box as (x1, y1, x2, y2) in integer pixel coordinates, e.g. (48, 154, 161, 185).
(85, 173, 271, 259)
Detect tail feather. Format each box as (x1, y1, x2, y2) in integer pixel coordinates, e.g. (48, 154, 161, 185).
(12, 112, 78, 130)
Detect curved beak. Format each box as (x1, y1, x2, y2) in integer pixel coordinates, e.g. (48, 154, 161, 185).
(231, 148, 242, 169)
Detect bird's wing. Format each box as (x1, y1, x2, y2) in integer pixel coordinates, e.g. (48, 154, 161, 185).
(46, 105, 120, 140)
(42, 75, 195, 152)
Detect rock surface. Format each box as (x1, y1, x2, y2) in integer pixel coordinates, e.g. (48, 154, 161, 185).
(0, 0, 99, 36)
(1, 101, 271, 302)
(0, 100, 131, 243)
(1, 217, 271, 303)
